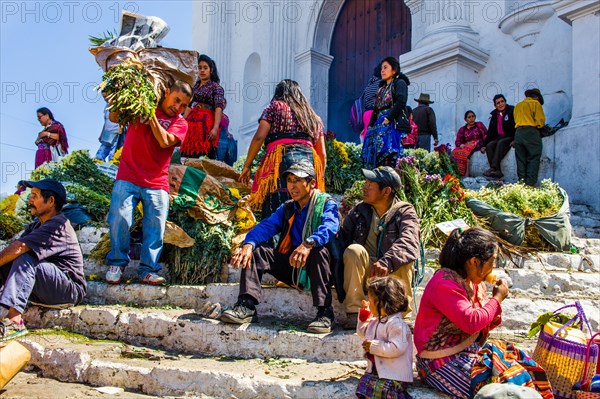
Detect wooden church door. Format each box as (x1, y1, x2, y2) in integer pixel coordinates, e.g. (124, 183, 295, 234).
(327, 0, 411, 143)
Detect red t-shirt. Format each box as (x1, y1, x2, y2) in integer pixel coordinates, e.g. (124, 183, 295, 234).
(116, 109, 188, 192)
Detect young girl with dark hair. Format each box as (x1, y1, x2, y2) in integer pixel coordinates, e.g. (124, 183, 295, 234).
(414, 228, 554, 399)
(181, 54, 226, 158)
(362, 56, 410, 168)
(355, 276, 414, 399)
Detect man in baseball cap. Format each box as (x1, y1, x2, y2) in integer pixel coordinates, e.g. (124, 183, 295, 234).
(338, 166, 420, 329)
(221, 159, 340, 334)
(0, 178, 86, 342)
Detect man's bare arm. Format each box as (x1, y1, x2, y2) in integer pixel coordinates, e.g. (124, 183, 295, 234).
(0, 241, 30, 267)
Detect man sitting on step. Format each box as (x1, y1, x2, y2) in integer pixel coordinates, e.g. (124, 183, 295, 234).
(220, 159, 340, 334)
(0, 179, 87, 341)
(339, 167, 420, 329)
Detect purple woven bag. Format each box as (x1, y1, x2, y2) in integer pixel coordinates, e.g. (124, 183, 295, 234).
(533, 302, 599, 399)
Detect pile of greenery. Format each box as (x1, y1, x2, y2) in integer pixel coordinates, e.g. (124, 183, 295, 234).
(162, 211, 236, 284)
(467, 180, 563, 218)
(324, 132, 363, 194)
(466, 180, 565, 249)
(32, 150, 115, 223)
(0, 213, 23, 240)
(98, 61, 157, 129)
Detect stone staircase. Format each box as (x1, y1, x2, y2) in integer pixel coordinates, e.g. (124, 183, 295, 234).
(8, 224, 600, 398)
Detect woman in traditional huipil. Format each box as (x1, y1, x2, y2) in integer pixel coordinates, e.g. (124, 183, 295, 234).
(240, 79, 326, 218)
(181, 54, 226, 158)
(34, 107, 69, 168)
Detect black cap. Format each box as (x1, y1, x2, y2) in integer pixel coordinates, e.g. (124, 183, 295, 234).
(282, 159, 316, 180)
(24, 179, 67, 203)
(362, 166, 402, 192)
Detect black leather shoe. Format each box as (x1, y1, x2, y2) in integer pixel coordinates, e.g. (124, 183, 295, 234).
(220, 299, 258, 324)
(307, 307, 334, 334)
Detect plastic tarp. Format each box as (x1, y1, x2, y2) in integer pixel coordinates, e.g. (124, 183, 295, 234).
(466, 188, 572, 251)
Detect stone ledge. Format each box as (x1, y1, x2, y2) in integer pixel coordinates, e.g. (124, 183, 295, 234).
(19, 334, 451, 399)
(23, 306, 364, 362)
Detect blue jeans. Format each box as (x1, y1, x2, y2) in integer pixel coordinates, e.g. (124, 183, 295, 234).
(106, 180, 169, 278)
(0, 253, 84, 314)
(95, 142, 117, 161)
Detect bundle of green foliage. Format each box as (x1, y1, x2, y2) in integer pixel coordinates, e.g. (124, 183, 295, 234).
(324, 133, 363, 194)
(0, 213, 23, 240)
(467, 180, 563, 219)
(162, 211, 236, 284)
(404, 145, 460, 179)
(31, 150, 114, 225)
(32, 150, 114, 195)
(98, 61, 157, 129)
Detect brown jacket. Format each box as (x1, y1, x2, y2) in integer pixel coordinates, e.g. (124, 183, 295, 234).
(339, 200, 420, 272)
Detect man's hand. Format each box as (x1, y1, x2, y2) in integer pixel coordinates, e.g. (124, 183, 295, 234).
(370, 261, 389, 277)
(289, 243, 311, 268)
(433, 139, 439, 146)
(480, 147, 486, 153)
(230, 244, 254, 269)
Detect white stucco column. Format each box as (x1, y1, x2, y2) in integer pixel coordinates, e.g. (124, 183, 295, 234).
(551, 0, 600, 211)
(294, 49, 334, 128)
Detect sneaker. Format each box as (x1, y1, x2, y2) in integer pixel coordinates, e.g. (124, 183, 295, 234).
(307, 307, 335, 334)
(220, 299, 258, 324)
(29, 301, 74, 310)
(105, 266, 123, 284)
(342, 313, 358, 330)
(1, 319, 28, 342)
(140, 273, 165, 285)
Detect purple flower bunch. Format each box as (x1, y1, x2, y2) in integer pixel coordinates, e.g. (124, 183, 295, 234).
(397, 155, 418, 167)
(424, 174, 443, 183)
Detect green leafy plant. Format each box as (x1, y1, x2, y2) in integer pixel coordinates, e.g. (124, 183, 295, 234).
(324, 132, 363, 194)
(527, 311, 579, 338)
(98, 61, 157, 129)
(88, 29, 118, 46)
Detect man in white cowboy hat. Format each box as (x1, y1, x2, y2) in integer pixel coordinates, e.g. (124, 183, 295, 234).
(514, 88, 545, 186)
(412, 93, 438, 151)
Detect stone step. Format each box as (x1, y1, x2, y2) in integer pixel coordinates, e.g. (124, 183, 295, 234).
(23, 305, 364, 362)
(81, 274, 600, 330)
(18, 333, 450, 399)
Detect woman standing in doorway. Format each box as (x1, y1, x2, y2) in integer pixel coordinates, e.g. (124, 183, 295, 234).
(181, 54, 226, 158)
(362, 57, 410, 168)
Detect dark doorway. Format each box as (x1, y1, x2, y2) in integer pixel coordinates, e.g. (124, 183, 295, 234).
(327, 0, 411, 142)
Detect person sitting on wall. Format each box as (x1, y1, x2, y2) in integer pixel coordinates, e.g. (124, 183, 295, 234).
(220, 159, 340, 334)
(339, 166, 420, 329)
(451, 110, 488, 176)
(482, 94, 516, 179)
(0, 179, 87, 341)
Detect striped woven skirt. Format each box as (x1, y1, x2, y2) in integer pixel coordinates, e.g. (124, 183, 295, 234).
(356, 372, 413, 399)
(416, 340, 553, 399)
(451, 140, 480, 176)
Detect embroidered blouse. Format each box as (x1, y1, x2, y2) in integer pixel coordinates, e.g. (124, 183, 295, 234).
(260, 100, 322, 145)
(455, 121, 487, 148)
(191, 80, 226, 110)
(413, 268, 502, 357)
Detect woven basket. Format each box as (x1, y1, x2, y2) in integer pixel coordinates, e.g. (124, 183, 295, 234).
(573, 332, 600, 399)
(533, 302, 598, 399)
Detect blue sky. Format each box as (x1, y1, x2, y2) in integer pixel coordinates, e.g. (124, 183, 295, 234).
(0, 1, 192, 195)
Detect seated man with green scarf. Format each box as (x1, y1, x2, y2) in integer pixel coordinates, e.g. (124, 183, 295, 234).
(220, 159, 340, 334)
